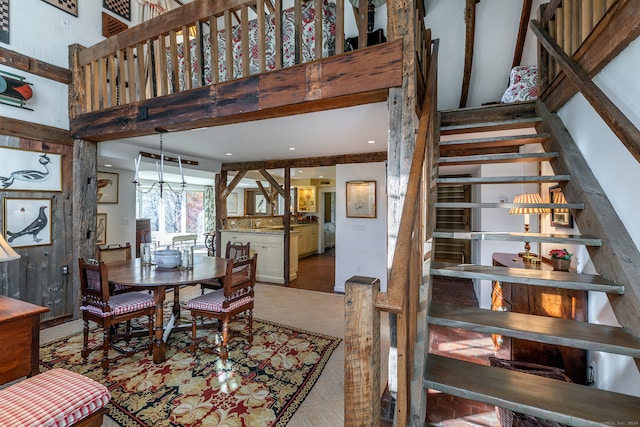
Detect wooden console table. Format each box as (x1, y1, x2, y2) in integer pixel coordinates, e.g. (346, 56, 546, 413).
(0, 295, 49, 385)
(491, 252, 588, 384)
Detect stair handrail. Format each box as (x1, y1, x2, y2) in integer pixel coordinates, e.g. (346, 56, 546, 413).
(375, 37, 438, 314)
(531, 18, 640, 166)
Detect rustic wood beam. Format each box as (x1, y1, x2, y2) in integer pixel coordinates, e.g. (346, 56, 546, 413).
(283, 167, 291, 284)
(0, 116, 73, 146)
(215, 171, 227, 256)
(220, 169, 246, 199)
(459, 0, 477, 108)
(542, 0, 640, 112)
(512, 0, 533, 68)
(531, 19, 640, 164)
(222, 151, 387, 171)
(258, 169, 286, 198)
(0, 47, 72, 84)
(543, 0, 563, 23)
(70, 42, 402, 142)
(255, 180, 271, 205)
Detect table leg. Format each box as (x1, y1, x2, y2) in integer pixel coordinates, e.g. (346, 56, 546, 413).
(152, 286, 167, 363)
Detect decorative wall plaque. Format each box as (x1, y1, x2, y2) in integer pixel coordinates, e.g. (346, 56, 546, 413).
(41, 0, 78, 17)
(103, 0, 131, 21)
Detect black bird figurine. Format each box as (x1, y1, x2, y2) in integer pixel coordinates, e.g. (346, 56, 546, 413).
(0, 153, 52, 189)
(7, 205, 48, 243)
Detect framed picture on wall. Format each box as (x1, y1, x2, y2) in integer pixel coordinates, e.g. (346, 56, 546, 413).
(346, 180, 376, 218)
(0, 147, 62, 191)
(97, 171, 119, 204)
(96, 213, 107, 245)
(3, 198, 52, 247)
(550, 185, 573, 228)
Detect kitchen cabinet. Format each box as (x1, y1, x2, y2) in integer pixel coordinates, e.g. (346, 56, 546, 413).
(221, 230, 298, 284)
(296, 224, 319, 257)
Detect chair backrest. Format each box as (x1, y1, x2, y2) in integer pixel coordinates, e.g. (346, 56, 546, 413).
(97, 243, 131, 264)
(222, 254, 257, 302)
(225, 241, 251, 261)
(78, 258, 110, 311)
(172, 234, 197, 249)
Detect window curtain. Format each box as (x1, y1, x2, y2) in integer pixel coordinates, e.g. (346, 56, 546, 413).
(204, 185, 215, 233)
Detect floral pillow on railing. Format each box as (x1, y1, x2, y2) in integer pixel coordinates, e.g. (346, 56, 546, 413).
(501, 65, 538, 103)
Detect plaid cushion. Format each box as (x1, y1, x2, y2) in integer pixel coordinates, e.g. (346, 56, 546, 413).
(186, 289, 253, 313)
(0, 368, 110, 427)
(81, 291, 154, 317)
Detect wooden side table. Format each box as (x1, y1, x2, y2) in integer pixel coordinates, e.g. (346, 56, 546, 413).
(0, 295, 49, 385)
(491, 252, 588, 384)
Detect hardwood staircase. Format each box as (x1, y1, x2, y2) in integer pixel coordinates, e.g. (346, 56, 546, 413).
(423, 101, 640, 425)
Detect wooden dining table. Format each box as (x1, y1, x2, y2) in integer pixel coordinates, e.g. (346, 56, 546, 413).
(107, 254, 228, 363)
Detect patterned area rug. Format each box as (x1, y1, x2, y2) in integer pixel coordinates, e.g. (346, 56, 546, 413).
(39, 317, 341, 426)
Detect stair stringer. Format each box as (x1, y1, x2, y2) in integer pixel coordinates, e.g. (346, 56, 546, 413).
(537, 100, 640, 364)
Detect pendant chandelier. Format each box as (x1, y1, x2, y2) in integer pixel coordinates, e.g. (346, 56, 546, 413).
(133, 127, 186, 198)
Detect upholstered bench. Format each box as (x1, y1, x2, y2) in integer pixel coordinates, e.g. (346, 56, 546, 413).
(0, 368, 110, 427)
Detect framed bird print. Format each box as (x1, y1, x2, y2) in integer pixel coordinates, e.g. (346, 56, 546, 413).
(97, 171, 119, 204)
(3, 198, 52, 247)
(96, 213, 107, 245)
(0, 147, 62, 191)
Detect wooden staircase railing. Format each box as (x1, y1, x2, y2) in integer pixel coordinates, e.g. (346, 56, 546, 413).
(73, 0, 344, 114)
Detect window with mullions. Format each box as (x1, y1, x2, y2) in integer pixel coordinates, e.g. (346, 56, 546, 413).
(137, 187, 205, 243)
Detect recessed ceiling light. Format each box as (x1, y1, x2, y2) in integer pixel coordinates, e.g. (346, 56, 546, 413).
(319, 175, 324, 178)
(367, 140, 375, 144)
(289, 147, 295, 151)
(104, 164, 112, 167)
(298, 170, 303, 173)
(226, 153, 233, 156)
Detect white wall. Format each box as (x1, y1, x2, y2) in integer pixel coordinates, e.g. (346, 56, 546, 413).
(335, 162, 387, 293)
(0, 2, 136, 129)
(97, 167, 137, 248)
(556, 37, 640, 396)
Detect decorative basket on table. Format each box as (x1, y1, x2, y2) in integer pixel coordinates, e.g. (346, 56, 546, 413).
(488, 357, 571, 427)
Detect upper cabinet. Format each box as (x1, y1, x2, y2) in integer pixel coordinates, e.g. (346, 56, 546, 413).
(297, 186, 317, 212)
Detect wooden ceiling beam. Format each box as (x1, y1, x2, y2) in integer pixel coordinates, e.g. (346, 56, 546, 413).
(259, 169, 286, 198)
(220, 169, 246, 199)
(222, 151, 387, 171)
(0, 47, 72, 84)
(0, 116, 73, 146)
(459, 0, 478, 108)
(512, 0, 533, 68)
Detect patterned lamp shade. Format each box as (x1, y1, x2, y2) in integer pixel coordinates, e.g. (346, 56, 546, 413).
(509, 193, 550, 215)
(552, 191, 569, 213)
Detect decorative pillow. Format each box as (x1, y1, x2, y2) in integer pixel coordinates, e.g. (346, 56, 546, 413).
(501, 65, 538, 103)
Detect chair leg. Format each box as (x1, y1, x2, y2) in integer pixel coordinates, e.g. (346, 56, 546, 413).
(190, 314, 197, 355)
(147, 314, 154, 355)
(220, 319, 229, 360)
(248, 310, 253, 345)
(82, 319, 90, 360)
(101, 327, 110, 372)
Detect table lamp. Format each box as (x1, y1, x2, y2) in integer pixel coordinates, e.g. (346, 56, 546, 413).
(509, 193, 550, 257)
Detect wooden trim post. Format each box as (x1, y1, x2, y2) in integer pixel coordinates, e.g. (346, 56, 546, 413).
(345, 275, 381, 427)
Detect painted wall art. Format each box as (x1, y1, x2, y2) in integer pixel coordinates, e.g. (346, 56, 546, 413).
(97, 171, 119, 204)
(0, 147, 62, 191)
(41, 0, 78, 17)
(4, 198, 52, 247)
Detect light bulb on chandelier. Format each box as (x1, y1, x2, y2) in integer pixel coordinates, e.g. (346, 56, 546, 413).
(133, 127, 186, 198)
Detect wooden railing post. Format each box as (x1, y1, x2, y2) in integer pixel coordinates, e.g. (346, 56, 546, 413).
(345, 276, 381, 427)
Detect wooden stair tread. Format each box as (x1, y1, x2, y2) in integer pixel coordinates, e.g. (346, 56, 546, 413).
(423, 354, 640, 427)
(429, 302, 640, 357)
(436, 175, 570, 185)
(432, 230, 599, 245)
(440, 117, 542, 135)
(430, 262, 624, 294)
(439, 133, 549, 150)
(439, 152, 557, 165)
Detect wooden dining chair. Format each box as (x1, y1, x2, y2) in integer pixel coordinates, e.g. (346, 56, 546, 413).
(186, 254, 257, 360)
(97, 243, 134, 294)
(78, 258, 156, 372)
(200, 240, 251, 294)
